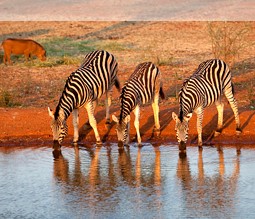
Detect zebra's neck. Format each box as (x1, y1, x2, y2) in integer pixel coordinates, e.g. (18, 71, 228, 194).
(119, 90, 137, 123)
(179, 94, 193, 122)
(54, 100, 72, 121)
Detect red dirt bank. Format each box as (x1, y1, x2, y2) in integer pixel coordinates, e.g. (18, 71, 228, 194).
(0, 106, 254, 147)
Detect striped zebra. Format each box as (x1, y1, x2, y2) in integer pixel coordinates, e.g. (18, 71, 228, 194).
(48, 50, 120, 147)
(112, 62, 165, 146)
(172, 59, 241, 151)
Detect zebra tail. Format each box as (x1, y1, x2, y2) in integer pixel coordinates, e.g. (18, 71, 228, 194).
(159, 86, 165, 100)
(115, 77, 121, 92)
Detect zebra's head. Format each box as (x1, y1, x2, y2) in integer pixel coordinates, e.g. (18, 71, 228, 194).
(172, 112, 192, 151)
(48, 107, 68, 147)
(112, 115, 130, 147)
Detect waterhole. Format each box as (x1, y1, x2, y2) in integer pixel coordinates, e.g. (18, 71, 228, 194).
(0, 143, 254, 218)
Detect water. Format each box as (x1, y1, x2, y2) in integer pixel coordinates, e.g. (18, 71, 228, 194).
(0, 143, 255, 219)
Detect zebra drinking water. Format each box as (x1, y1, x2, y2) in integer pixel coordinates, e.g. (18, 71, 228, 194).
(48, 50, 120, 147)
(172, 59, 241, 152)
(112, 62, 165, 147)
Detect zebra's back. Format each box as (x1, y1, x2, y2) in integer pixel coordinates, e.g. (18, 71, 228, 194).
(57, 50, 118, 116)
(119, 62, 161, 121)
(179, 59, 232, 113)
(123, 62, 161, 104)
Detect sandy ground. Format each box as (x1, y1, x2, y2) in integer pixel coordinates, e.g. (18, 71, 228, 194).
(0, 21, 254, 147)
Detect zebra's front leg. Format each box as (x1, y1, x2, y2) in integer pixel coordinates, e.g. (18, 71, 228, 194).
(215, 100, 224, 137)
(72, 109, 79, 143)
(105, 90, 112, 124)
(195, 107, 204, 148)
(85, 101, 102, 145)
(134, 105, 142, 145)
(152, 93, 160, 137)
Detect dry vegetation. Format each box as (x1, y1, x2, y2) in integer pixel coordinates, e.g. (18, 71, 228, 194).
(0, 21, 254, 109)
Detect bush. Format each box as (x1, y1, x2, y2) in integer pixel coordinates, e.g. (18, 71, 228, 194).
(207, 22, 251, 66)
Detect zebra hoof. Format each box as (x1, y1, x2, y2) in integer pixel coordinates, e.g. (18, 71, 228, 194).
(73, 140, 79, 145)
(137, 142, 143, 147)
(236, 128, 242, 135)
(96, 140, 103, 145)
(198, 142, 203, 148)
(214, 131, 221, 137)
(154, 129, 161, 136)
(198, 145, 203, 151)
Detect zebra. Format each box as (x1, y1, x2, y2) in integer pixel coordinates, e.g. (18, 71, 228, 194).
(172, 59, 241, 152)
(112, 62, 165, 147)
(48, 50, 120, 147)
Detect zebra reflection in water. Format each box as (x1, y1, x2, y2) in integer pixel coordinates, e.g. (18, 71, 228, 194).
(176, 147, 240, 218)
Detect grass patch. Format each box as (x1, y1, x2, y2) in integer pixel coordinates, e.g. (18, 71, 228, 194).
(94, 41, 127, 52)
(41, 37, 95, 57)
(37, 37, 96, 67)
(156, 56, 174, 66)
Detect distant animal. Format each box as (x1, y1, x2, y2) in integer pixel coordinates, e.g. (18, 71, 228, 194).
(112, 62, 165, 147)
(172, 59, 241, 152)
(1, 38, 46, 64)
(48, 50, 120, 147)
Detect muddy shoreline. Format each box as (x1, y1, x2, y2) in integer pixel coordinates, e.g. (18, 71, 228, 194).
(1, 106, 254, 147)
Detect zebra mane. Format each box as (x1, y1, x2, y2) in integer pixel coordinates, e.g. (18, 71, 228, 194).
(179, 76, 193, 122)
(54, 71, 76, 120)
(54, 104, 60, 120)
(119, 84, 128, 122)
(179, 91, 184, 122)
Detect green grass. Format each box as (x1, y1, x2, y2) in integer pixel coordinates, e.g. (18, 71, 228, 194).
(0, 37, 131, 67)
(41, 37, 95, 56)
(35, 37, 96, 67)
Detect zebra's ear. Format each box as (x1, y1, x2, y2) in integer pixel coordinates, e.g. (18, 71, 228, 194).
(48, 107, 54, 119)
(184, 113, 192, 122)
(172, 112, 179, 122)
(124, 115, 130, 123)
(112, 115, 119, 123)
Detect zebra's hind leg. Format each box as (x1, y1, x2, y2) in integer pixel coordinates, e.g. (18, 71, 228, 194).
(84, 100, 97, 129)
(215, 100, 224, 137)
(85, 101, 102, 145)
(133, 105, 142, 145)
(105, 90, 112, 124)
(152, 92, 160, 137)
(72, 109, 79, 143)
(224, 85, 242, 135)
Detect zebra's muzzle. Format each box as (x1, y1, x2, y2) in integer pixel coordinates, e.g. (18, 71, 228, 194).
(179, 141, 186, 152)
(53, 140, 61, 150)
(118, 141, 124, 148)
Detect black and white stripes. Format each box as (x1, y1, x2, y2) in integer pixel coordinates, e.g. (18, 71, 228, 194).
(48, 51, 242, 151)
(112, 62, 164, 146)
(172, 59, 241, 151)
(48, 50, 120, 146)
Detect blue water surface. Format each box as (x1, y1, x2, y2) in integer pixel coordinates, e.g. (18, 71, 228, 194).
(0, 143, 254, 219)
